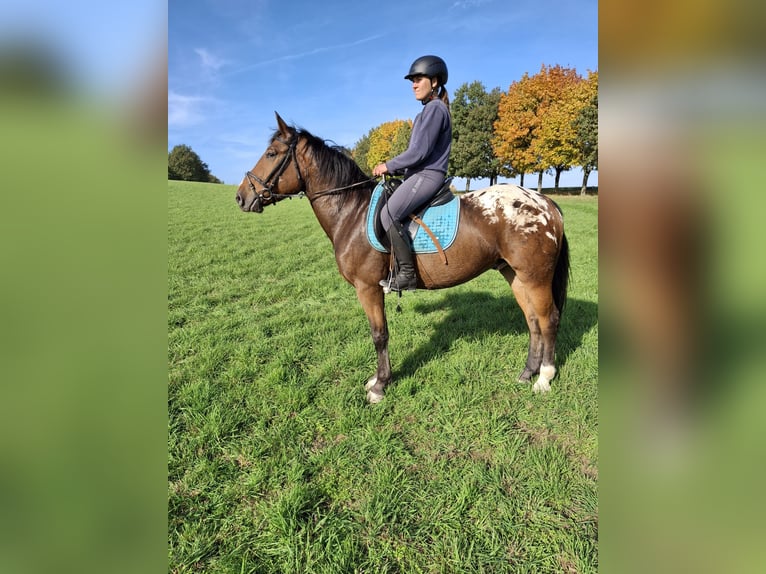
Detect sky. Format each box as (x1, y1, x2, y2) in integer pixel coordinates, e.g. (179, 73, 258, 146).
(169, 0, 598, 188)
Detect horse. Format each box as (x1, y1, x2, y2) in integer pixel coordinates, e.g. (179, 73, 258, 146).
(236, 112, 570, 403)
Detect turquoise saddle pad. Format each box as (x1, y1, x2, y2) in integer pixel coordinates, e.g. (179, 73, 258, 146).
(365, 181, 460, 254)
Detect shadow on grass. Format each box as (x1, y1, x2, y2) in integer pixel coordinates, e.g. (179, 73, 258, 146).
(393, 290, 597, 381)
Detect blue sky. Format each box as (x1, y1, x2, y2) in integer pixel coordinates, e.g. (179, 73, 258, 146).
(169, 0, 598, 188)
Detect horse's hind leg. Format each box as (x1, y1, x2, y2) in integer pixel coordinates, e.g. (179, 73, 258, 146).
(501, 267, 543, 383)
(502, 267, 560, 392)
(526, 283, 561, 393)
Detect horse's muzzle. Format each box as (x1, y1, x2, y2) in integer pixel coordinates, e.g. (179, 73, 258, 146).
(236, 190, 263, 213)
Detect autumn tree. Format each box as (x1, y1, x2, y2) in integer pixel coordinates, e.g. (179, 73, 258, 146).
(390, 120, 412, 159)
(573, 70, 598, 194)
(531, 65, 585, 191)
(450, 81, 502, 191)
(494, 64, 594, 191)
(358, 119, 412, 173)
(492, 72, 540, 187)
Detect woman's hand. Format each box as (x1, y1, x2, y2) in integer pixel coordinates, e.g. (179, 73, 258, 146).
(372, 163, 388, 177)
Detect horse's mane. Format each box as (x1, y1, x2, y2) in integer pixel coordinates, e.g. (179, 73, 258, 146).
(271, 126, 373, 212)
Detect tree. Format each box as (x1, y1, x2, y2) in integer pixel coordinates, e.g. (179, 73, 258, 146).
(390, 121, 412, 158)
(573, 71, 598, 195)
(492, 72, 540, 187)
(494, 64, 590, 192)
(168, 144, 219, 183)
(360, 119, 412, 173)
(450, 81, 502, 191)
(352, 130, 372, 176)
(531, 65, 585, 192)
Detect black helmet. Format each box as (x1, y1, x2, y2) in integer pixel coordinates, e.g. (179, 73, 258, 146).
(404, 55, 448, 86)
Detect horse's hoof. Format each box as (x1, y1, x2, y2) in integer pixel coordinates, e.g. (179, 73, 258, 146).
(367, 389, 385, 404)
(532, 380, 551, 393)
(365, 376, 377, 391)
(517, 368, 536, 384)
(532, 365, 555, 393)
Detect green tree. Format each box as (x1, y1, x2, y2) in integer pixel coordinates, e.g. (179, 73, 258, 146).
(168, 144, 219, 183)
(352, 130, 372, 176)
(450, 81, 502, 191)
(573, 70, 598, 195)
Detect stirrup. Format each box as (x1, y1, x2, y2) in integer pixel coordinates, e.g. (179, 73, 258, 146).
(379, 274, 394, 294)
(379, 273, 416, 294)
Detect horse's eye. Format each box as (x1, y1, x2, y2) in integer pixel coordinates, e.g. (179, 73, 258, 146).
(266, 151, 277, 159)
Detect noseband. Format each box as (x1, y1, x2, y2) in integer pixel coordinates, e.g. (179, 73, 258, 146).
(245, 136, 305, 206)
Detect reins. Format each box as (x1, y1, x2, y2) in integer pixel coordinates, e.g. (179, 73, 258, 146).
(309, 177, 378, 200)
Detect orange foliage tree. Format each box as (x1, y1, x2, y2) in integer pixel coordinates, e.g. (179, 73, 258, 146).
(492, 71, 539, 187)
(494, 64, 594, 191)
(532, 65, 585, 190)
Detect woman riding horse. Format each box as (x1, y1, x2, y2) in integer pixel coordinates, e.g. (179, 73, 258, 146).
(372, 55, 452, 293)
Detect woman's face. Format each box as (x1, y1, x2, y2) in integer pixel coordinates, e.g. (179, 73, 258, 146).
(411, 75, 437, 102)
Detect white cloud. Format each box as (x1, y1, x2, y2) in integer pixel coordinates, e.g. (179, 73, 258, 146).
(194, 48, 226, 73)
(452, 0, 493, 8)
(168, 91, 208, 127)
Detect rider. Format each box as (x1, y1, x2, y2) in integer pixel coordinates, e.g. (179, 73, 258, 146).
(372, 55, 452, 292)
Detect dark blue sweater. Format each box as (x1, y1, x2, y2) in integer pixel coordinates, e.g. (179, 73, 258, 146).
(385, 98, 451, 176)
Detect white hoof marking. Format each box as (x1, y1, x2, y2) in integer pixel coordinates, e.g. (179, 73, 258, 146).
(532, 365, 555, 394)
(365, 376, 377, 391)
(533, 380, 551, 393)
(367, 389, 384, 404)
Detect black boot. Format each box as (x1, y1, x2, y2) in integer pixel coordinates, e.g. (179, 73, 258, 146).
(380, 223, 417, 292)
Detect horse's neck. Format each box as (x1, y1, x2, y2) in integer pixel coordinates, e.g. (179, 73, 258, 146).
(308, 177, 370, 243)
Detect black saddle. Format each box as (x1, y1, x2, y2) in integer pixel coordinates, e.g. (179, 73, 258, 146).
(372, 177, 454, 250)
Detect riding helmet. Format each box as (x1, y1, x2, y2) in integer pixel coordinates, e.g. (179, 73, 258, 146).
(404, 55, 448, 86)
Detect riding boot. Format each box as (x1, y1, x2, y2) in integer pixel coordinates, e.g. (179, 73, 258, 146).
(380, 223, 417, 292)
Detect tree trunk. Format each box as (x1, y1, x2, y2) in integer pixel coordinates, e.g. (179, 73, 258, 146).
(554, 168, 562, 191)
(520, 173, 525, 187)
(465, 178, 471, 192)
(537, 171, 543, 193)
(581, 168, 591, 195)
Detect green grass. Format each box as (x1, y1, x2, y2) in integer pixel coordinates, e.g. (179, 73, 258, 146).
(168, 180, 598, 573)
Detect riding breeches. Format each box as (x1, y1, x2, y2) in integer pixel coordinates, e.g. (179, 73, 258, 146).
(380, 169, 445, 232)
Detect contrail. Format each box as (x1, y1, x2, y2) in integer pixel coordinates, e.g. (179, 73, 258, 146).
(228, 33, 386, 75)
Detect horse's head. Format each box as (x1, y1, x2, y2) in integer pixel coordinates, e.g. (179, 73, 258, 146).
(236, 112, 305, 213)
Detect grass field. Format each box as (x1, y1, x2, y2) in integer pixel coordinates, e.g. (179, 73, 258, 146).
(168, 180, 598, 573)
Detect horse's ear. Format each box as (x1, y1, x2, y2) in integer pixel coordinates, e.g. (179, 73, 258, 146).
(275, 112, 290, 137)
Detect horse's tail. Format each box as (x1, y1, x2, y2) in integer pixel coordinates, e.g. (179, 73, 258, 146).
(553, 232, 570, 316)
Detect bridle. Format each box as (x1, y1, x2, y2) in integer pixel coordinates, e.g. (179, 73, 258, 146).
(244, 134, 377, 210)
(244, 136, 305, 208)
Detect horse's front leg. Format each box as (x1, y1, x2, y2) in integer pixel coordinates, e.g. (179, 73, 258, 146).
(355, 283, 391, 403)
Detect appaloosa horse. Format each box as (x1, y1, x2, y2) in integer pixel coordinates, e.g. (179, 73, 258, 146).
(236, 113, 570, 403)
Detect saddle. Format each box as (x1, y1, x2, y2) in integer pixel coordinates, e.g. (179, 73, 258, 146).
(366, 177, 460, 260)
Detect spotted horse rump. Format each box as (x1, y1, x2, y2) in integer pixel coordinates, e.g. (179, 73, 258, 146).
(462, 184, 562, 246)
